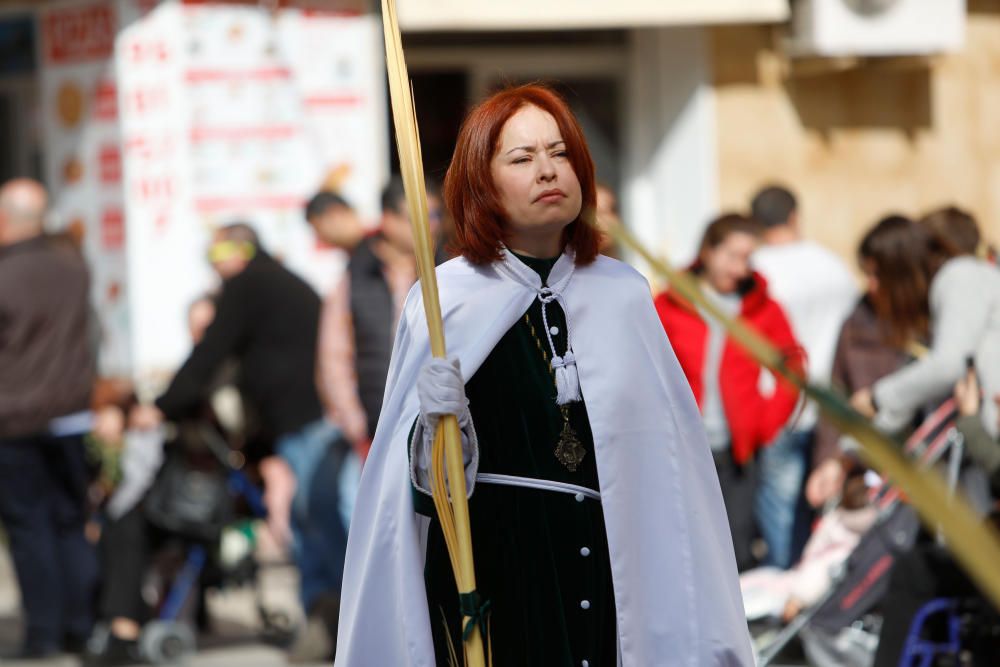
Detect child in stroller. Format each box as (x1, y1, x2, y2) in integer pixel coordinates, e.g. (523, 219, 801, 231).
(742, 467, 877, 625)
(83, 397, 295, 666)
(745, 398, 967, 667)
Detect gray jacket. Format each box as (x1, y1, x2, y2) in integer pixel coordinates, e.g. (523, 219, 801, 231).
(874, 256, 1000, 437)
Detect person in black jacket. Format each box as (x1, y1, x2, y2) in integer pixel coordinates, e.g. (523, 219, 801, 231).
(130, 223, 347, 657)
(148, 224, 324, 444)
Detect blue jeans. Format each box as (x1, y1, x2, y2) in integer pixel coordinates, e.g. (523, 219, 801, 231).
(754, 428, 813, 569)
(276, 419, 349, 612)
(0, 434, 98, 650)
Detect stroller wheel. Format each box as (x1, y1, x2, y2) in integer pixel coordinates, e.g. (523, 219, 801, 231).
(140, 621, 196, 664)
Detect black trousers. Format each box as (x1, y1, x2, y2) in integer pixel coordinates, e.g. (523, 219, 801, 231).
(713, 451, 759, 572)
(98, 503, 215, 625)
(0, 433, 98, 650)
(97, 505, 157, 623)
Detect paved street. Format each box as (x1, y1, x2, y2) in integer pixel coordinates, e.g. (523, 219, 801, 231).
(0, 537, 326, 667)
(1, 535, 807, 666)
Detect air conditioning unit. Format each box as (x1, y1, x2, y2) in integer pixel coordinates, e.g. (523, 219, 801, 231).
(789, 0, 965, 58)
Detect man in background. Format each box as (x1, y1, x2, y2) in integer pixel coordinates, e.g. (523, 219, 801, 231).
(305, 190, 366, 256)
(318, 177, 444, 460)
(0, 178, 98, 658)
(751, 185, 858, 568)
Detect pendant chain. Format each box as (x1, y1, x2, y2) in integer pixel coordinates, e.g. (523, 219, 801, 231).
(523, 313, 557, 384)
(523, 311, 587, 472)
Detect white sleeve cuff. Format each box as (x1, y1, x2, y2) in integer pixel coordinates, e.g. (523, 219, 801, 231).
(409, 410, 479, 500)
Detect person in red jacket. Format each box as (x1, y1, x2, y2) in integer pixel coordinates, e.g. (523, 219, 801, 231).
(655, 213, 805, 570)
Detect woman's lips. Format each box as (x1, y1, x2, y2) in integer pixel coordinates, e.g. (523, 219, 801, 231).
(535, 189, 566, 203)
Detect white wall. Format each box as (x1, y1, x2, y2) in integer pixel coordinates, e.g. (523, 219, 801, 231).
(116, 4, 388, 392)
(397, 0, 788, 31)
(623, 27, 719, 270)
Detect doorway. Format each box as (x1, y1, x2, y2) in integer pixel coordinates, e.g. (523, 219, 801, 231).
(405, 35, 626, 191)
(0, 12, 41, 183)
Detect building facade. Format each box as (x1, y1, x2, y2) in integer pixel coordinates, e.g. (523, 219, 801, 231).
(1, 0, 997, 380)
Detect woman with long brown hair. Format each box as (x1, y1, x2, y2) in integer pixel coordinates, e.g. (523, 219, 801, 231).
(807, 215, 927, 507)
(865, 206, 1000, 667)
(858, 215, 931, 350)
(334, 84, 751, 665)
(852, 207, 1000, 441)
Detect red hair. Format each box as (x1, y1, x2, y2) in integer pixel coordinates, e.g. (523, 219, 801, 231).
(444, 84, 600, 265)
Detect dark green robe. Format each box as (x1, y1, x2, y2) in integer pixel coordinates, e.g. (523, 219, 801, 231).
(412, 254, 617, 666)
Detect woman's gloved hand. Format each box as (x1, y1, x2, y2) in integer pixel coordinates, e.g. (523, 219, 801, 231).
(417, 357, 470, 431)
(411, 357, 478, 497)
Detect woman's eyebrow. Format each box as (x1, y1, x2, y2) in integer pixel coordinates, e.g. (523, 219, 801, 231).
(505, 140, 566, 156)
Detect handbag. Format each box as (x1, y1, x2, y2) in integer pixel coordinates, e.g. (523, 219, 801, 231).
(144, 444, 233, 542)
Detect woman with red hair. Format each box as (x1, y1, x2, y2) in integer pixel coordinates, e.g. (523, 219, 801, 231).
(335, 85, 752, 666)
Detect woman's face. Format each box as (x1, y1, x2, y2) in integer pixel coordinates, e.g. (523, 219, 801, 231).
(701, 232, 757, 294)
(491, 105, 582, 257)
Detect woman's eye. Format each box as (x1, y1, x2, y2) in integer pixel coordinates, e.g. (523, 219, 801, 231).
(552, 151, 568, 159)
(513, 156, 530, 164)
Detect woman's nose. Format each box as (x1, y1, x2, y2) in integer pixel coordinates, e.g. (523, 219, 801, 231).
(536, 154, 557, 181)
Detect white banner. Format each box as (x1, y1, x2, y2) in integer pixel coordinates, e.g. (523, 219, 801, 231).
(116, 1, 193, 391)
(120, 3, 388, 392)
(38, 0, 147, 377)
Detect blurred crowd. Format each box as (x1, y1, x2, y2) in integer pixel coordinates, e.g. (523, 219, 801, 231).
(2, 171, 999, 666)
(656, 188, 1000, 666)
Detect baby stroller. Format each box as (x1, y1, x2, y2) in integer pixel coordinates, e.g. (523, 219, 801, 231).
(752, 399, 968, 667)
(92, 420, 296, 665)
(894, 594, 1000, 667)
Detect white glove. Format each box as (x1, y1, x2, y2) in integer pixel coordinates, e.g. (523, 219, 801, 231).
(417, 357, 470, 430)
(411, 357, 479, 498)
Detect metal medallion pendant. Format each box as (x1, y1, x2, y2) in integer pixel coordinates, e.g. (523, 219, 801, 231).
(554, 416, 586, 472)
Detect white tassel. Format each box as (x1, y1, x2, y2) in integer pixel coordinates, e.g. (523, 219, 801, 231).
(564, 353, 581, 401)
(552, 352, 582, 405)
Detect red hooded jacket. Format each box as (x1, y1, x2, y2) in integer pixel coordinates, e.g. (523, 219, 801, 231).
(654, 273, 805, 465)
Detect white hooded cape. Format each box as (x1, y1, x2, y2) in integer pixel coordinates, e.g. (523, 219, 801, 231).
(335, 251, 753, 666)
